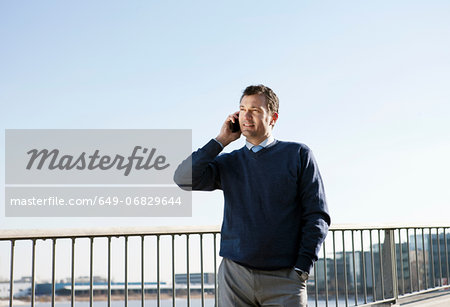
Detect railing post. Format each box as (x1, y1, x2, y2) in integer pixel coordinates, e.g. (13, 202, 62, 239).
(9, 240, 15, 307)
(108, 237, 111, 307)
(89, 237, 94, 307)
(157, 235, 161, 307)
(141, 235, 145, 307)
(52, 238, 56, 307)
(31, 239, 36, 307)
(125, 236, 128, 307)
(71, 238, 75, 307)
(382, 229, 398, 304)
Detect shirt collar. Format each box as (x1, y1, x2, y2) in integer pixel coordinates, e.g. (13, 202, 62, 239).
(245, 135, 275, 150)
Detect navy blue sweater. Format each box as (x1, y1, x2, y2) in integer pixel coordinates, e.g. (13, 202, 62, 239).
(174, 139, 330, 273)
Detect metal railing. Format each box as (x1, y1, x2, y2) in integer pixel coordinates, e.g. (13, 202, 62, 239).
(313, 224, 450, 306)
(1, 224, 449, 307)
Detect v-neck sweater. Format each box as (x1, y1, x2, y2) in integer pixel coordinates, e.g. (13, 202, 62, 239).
(174, 139, 330, 272)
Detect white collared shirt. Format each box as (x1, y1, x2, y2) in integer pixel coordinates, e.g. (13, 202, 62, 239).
(213, 135, 275, 150)
(245, 135, 275, 150)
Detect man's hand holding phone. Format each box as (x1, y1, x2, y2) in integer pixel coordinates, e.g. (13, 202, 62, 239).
(216, 111, 241, 147)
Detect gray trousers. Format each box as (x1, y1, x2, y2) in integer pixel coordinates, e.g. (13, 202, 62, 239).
(218, 258, 307, 307)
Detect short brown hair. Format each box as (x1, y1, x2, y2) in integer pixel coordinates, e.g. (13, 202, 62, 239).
(240, 84, 279, 114)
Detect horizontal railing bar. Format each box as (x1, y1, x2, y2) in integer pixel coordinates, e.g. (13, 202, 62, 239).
(2, 224, 450, 240)
(357, 297, 396, 307)
(398, 286, 450, 300)
(360, 287, 450, 307)
(0, 225, 222, 240)
(329, 223, 450, 231)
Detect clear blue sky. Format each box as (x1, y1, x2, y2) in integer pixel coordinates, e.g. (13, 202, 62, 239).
(1, 0, 450, 232)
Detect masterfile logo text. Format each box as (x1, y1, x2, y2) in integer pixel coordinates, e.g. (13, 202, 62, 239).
(26, 145, 170, 176)
(5, 129, 192, 217)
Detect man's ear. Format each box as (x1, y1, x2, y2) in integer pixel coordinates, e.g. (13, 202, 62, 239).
(270, 112, 279, 126)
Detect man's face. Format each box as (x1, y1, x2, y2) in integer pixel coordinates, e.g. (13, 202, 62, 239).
(239, 94, 278, 145)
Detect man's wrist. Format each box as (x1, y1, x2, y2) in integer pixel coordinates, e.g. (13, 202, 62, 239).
(213, 138, 224, 149)
(215, 135, 231, 147)
(295, 268, 309, 281)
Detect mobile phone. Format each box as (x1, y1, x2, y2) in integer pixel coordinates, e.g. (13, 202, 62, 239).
(230, 118, 240, 132)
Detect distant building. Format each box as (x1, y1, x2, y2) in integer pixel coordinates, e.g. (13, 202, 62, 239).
(175, 273, 215, 285)
(311, 231, 450, 298)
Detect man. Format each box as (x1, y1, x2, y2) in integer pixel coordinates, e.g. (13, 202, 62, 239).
(174, 85, 330, 306)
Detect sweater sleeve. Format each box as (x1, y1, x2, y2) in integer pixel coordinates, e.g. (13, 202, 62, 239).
(173, 139, 224, 191)
(295, 147, 331, 273)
